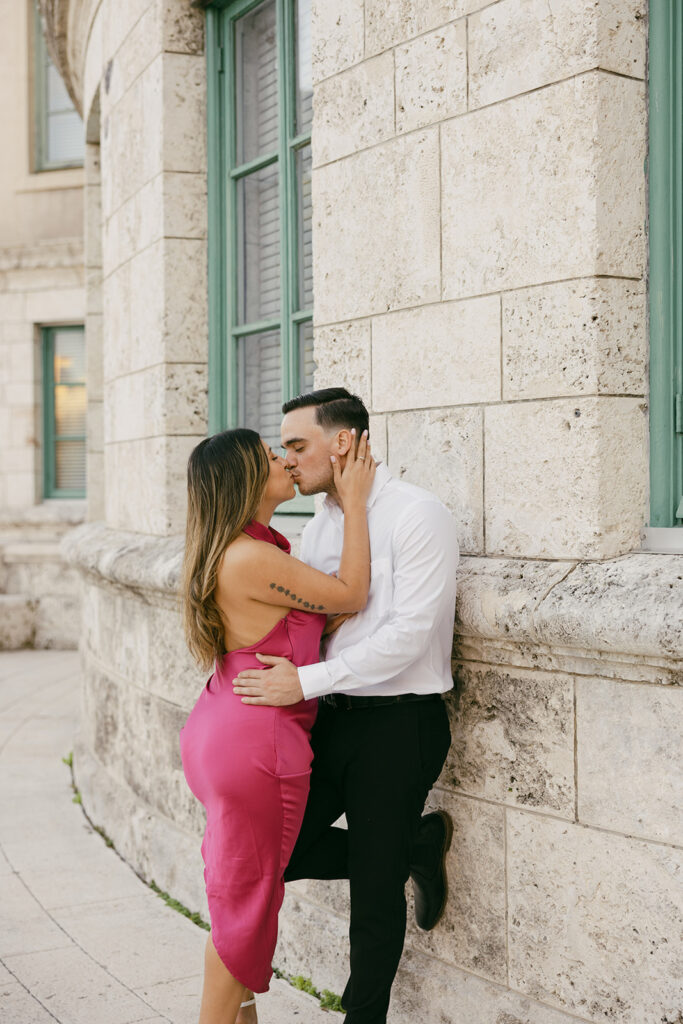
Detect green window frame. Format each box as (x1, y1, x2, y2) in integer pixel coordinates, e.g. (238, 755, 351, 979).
(42, 326, 87, 499)
(649, 0, 683, 528)
(33, 1, 84, 171)
(206, 0, 314, 510)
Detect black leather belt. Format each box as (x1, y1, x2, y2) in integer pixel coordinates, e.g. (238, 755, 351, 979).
(320, 692, 442, 711)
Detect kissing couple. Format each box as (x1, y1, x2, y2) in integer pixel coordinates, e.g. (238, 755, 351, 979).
(180, 387, 459, 1024)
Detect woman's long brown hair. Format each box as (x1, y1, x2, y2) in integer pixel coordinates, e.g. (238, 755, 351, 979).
(181, 429, 269, 671)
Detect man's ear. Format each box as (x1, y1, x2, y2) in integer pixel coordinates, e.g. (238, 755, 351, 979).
(335, 429, 353, 456)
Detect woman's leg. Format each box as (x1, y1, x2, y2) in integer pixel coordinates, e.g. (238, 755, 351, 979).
(235, 990, 257, 1024)
(198, 933, 247, 1024)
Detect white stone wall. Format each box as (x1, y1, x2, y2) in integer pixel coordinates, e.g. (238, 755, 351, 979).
(0, 244, 86, 649)
(54, 2, 683, 1023)
(313, 0, 649, 561)
(81, 0, 209, 536)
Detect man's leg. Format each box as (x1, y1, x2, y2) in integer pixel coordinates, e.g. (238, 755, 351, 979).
(285, 702, 348, 882)
(340, 699, 451, 1024)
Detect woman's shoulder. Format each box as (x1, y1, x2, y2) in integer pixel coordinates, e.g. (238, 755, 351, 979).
(219, 533, 287, 574)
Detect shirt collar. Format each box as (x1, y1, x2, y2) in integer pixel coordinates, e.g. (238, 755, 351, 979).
(323, 461, 392, 519)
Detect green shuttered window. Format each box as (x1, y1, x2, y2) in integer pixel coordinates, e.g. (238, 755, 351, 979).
(33, 2, 84, 171)
(43, 326, 87, 499)
(649, 1, 683, 527)
(206, 0, 314, 494)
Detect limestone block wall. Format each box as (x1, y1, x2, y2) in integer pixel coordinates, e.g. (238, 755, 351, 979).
(0, 242, 86, 648)
(50, 1, 683, 1022)
(312, 0, 649, 561)
(76, 0, 209, 537)
(0, 241, 85, 511)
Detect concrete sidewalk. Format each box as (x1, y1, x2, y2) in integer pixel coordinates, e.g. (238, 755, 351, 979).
(0, 650, 337, 1024)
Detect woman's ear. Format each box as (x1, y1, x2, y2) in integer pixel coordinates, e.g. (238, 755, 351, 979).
(335, 429, 352, 455)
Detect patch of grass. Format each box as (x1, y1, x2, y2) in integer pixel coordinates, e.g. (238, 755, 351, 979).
(320, 989, 344, 1012)
(278, 971, 344, 1013)
(149, 880, 210, 932)
(92, 824, 114, 848)
(291, 974, 319, 997)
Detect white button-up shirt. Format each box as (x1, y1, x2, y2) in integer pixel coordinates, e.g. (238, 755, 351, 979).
(297, 462, 459, 699)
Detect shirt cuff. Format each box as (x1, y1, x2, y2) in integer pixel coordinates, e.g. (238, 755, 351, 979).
(298, 661, 333, 700)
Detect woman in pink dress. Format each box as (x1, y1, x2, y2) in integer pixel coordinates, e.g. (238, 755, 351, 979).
(180, 426, 374, 1024)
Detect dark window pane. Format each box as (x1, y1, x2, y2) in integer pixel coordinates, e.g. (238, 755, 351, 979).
(237, 331, 282, 448)
(296, 144, 312, 310)
(237, 166, 281, 324)
(295, 0, 312, 136)
(55, 439, 86, 491)
(235, 0, 278, 165)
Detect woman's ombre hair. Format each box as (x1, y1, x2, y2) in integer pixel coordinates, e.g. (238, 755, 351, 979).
(181, 429, 269, 670)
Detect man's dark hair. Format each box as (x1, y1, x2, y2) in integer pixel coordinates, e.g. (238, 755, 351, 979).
(282, 387, 370, 436)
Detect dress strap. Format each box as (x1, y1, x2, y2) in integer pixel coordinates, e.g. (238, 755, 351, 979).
(243, 519, 291, 554)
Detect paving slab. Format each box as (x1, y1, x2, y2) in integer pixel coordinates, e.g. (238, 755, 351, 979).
(0, 650, 340, 1024)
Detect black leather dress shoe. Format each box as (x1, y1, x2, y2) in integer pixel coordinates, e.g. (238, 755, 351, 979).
(410, 810, 453, 931)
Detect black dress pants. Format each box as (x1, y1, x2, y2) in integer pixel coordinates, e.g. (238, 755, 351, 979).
(284, 696, 452, 1024)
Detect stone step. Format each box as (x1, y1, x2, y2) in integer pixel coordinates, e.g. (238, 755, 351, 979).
(0, 594, 35, 650)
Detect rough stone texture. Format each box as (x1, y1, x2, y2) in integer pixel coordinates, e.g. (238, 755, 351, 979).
(387, 948, 589, 1024)
(0, 595, 35, 650)
(312, 0, 364, 84)
(313, 319, 372, 403)
(104, 434, 198, 535)
(533, 553, 683, 661)
(275, 887, 350, 996)
(72, 734, 208, 924)
(442, 73, 646, 299)
(104, 363, 208, 443)
(454, 556, 577, 645)
(503, 278, 647, 399)
(485, 397, 648, 559)
(469, 0, 646, 109)
(387, 406, 483, 554)
(313, 129, 440, 324)
(365, 0, 485, 55)
(372, 295, 500, 411)
(407, 790, 506, 982)
(507, 810, 683, 1024)
(313, 52, 395, 166)
(577, 677, 683, 846)
(395, 21, 467, 134)
(104, 238, 207, 377)
(368, 414, 388, 463)
(79, 664, 202, 836)
(443, 663, 575, 818)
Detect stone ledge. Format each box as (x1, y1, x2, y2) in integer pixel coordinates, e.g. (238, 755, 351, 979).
(456, 553, 683, 667)
(62, 517, 310, 595)
(0, 238, 84, 271)
(63, 523, 683, 666)
(0, 501, 87, 529)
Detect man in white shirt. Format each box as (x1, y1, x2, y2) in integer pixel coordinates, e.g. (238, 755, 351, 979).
(233, 388, 459, 1024)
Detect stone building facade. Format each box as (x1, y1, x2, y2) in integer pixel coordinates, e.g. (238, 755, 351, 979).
(37, 0, 683, 1021)
(0, 0, 86, 649)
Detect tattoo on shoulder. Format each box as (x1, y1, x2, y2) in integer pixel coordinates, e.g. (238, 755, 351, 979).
(269, 582, 325, 612)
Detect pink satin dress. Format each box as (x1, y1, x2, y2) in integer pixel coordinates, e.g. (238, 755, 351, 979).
(179, 521, 325, 993)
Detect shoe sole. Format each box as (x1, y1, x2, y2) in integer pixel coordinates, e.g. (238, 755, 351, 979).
(418, 809, 453, 932)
